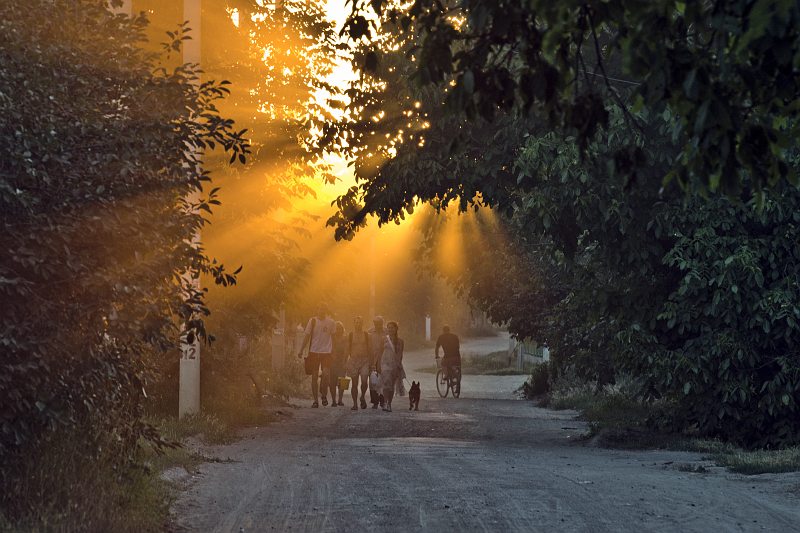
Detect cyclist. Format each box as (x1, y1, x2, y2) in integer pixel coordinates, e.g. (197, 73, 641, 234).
(435, 325, 460, 380)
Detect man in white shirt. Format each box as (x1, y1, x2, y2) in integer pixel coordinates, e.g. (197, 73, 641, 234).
(297, 304, 336, 407)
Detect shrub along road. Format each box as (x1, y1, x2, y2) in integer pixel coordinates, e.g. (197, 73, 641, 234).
(172, 339, 800, 532)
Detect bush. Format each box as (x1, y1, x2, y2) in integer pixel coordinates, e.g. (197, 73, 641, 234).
(0, 429, 169, 532)
(0, 0, 247, 461)
(198, 336, 305, 421)
(617, 191, 800, 448)
(548, 372, 653, 432)
(263, 357, 308, 402)
(464, 324, 499, 337)
(521, 362, 550, 397)
(548, 381, 598, 411)
(0, 0, 247, 525)
(147, 334, 306, 426)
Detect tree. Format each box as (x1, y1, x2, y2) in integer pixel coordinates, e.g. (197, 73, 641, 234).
(335, 0, 800, 202)
(129, 1, 345, 413)
(312, 1, 800, 446)
(413, 102, 800, 446)
(0, 0, 248, 486)
(199, 0, 341, 328)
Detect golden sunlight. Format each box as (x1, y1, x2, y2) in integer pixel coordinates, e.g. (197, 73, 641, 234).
(132, 0, 478, 347)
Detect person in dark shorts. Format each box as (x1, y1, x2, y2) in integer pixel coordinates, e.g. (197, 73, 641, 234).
(435, 325, 460, 379)
(297, 305, 336, 407)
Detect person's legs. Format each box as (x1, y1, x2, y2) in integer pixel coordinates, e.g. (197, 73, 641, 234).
(443, 358, 455, 381)
(336, 372, 344, 404)
(383, 379, 395, 411)
(350, 371, 359, 408)
(308, 353, 320, 406)
(331, 362, 344, 405)
(444, 358, 461, 393)
(359, 365, 369, 408)
(369, 368, 380, 407)
(320, 354, 331, 405)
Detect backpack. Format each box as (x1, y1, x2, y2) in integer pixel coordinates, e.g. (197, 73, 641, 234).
(348, 331, 369, 355)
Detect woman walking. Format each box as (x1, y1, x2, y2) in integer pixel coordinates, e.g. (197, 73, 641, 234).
(347, 316, 371, 410)
(380, 321, 404, 412)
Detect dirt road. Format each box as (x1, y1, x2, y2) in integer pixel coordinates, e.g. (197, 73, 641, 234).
(172, 336, 800, 532)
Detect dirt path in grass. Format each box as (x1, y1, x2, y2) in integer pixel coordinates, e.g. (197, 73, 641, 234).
(171, 336, 800, 532)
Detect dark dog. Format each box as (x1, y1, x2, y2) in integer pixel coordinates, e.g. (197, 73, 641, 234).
(408, 381, 420, 411)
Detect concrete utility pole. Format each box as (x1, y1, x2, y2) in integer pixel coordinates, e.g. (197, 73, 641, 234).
(179, 0, 203, 418)
(369, 231, 376, 320)
(107, 0, 200, 416)
(271, 306, 286, 371)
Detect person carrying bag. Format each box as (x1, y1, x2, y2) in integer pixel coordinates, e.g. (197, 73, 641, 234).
(297, 305, 336, 407)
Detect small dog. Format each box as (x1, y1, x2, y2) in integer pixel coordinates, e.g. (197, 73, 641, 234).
(408, 381, 420, 411)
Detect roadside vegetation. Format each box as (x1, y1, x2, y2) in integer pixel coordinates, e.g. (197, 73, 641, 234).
(323, 1, 800, 453)
(4, 0, 800, 529)
(419, 350, 534, 375)
(527, 366, 800, 475)
(0, 358, 304, 532)
(0, 3, 312, 529)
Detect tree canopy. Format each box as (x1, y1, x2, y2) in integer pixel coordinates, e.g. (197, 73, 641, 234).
(320, 0, 800, 447)
(323, 0, 800, 235)
(0, 0, 247, 470)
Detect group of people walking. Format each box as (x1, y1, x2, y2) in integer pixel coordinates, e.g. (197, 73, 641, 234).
(297, 305, 405, 412)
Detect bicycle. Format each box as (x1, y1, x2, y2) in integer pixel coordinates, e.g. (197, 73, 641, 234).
(435, 356, 461, 398)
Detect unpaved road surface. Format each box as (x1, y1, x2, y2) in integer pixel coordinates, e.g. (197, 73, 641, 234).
(173, 336, 800, 532)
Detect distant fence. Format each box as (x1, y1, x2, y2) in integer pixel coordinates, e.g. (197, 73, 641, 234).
(508, 338, 549, 370)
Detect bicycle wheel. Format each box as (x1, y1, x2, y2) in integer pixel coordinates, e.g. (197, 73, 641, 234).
(436, 369, 449, 398)
(451, 367, 461, 398)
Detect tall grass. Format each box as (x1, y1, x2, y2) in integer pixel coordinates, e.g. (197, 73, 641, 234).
(154, 413, 235, 445)
(2, 351, 303, 531)
(549, 376, 654, 441)
(419, 350, 536, 375)
(547, 372, 800, 473)
(678, 439, 800, 474)
(0, 430, 169, 532)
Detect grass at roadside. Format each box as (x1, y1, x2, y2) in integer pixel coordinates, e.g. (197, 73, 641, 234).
(417, 350, 534, 375)
(140, 413, 240, 477)
(681, 440, 800, 475)
(0, 431, 172, 533)
(547, 379, 800, 475)
(3, 346, 301, 531)
(153, 412, 237, 445)
(1, 403, 286, 531)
